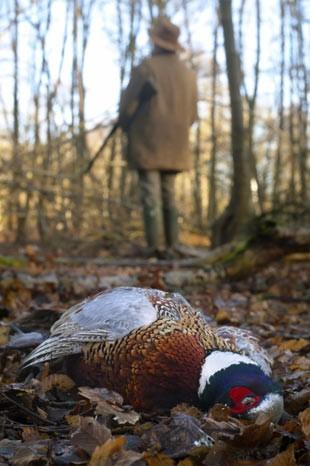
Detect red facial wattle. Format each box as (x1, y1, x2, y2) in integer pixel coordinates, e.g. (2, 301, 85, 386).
(229, 386, 261, 414)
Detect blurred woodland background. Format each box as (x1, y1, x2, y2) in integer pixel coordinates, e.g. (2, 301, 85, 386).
(0, 0, 309, 252)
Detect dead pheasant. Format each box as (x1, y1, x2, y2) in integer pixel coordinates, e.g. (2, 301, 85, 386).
(22, 287, 283, 420)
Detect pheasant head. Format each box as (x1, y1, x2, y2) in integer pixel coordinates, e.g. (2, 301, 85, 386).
(198, 351, 283, 421)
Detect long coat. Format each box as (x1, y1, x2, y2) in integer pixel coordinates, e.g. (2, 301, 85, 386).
(119, 53, 198, 172)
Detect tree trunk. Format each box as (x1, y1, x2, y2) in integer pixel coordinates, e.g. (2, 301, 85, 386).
(239, 0, 263, 212)
(36, 0, 52, 242)
(272, 0, 285, 207)
(193, 120, 203, 229)
(69, 0, 93, 233)
(71, 0, 82, 231)
(107, 136, 117, 222)
(37, 87, 52, 241)
(212, 0, 252, 246)
(11, 0, 26, 242)
(207, 22, 219, 225)
(294, 0, 308, 204)
(288, 22, 297, 203)
(117, 0, 141, 212)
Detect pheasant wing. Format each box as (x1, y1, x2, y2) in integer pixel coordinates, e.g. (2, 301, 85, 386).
(22, 287, 193, 368)
(51, 287, 192, 338)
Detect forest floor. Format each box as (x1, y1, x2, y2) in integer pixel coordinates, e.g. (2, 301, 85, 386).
(0, 244, 309, 465)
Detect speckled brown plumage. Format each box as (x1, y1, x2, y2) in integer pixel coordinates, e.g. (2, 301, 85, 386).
(77, 316, 229, 410)
(22, 287, 283, 419)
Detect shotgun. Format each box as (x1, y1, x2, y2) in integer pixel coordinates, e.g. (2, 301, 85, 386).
(84, 80, 157, 174)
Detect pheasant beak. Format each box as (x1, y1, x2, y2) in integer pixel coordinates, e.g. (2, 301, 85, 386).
(245, 393, 284, 423)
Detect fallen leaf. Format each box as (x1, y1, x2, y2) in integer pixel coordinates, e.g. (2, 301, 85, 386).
(279, 339, 309, 352)
(171, 403, 202, 419)
(0, 439, 22, 461)
(21, 426, 43, 441)
(298, 407, 310, 439)
(230, 416, 273, 448)
(11, 440, 50, 466)
(79, 387, 140, 425)
(144, 452, 175, 466)
(141, 413, 213, 459)
(36, 406, 48, 420)
(284, 252, 310, 262)
(202, 417, 240, 442)
(51, 439, 88, 465)
(79, 386, 123, 405)
(233, 461, 268, 465)
(88, 436, 141, 466)
(24, 244, 40, 262)
(46, 405, 69, 422)
(207, 404, 232, 422)
(0, 325, 10, 345)
(203, 440, 237, 466)
(177, 459, 195, 466)
(95, 399, 140, 425)
(40, 373, 75, 392)
(203, 406, 241, 442)
(289, 356, 310, 371)
(276, 419, 302, 440)
(71, 416, 111, 455)
(267, 443, 296, 465)
(285, 388, 310, 414)
(215, 309, 231, 323)
(2, 279, 32, 313)
(66, 414, 82, 428)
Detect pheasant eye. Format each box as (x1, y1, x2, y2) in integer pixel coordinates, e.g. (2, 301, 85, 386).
(241, 395, 256, 406)
(228, 386, 261, 414)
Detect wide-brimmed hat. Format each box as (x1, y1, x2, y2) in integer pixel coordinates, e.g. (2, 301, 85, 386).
(149, 16, 184, 52)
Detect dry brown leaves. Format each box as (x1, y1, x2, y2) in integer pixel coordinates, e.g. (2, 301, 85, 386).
(267, 444, 297, 466)
(0, 254, 309, 465)
(79, 386, 140, 425)
(40, 373, 76, 392)
(298, 408, 310, 440)
(70, 416, 111, 455)
(88, 436, 142, 466)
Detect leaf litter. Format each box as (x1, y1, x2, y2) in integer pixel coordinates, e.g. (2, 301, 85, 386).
(0, 252, 309, 465)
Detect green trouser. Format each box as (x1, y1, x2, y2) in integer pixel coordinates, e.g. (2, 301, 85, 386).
(138, 170, 178, 249)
